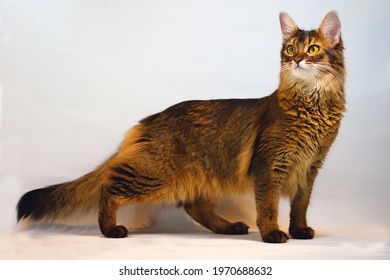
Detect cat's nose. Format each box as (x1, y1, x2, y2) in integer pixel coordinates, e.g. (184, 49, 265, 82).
(294, 54, 305, 64)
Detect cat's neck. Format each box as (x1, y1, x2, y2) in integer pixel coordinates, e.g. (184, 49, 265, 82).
(277, 76, 346, 113)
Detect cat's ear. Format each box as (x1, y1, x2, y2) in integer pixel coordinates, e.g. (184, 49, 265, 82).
(319, 11, 341, 47)
(279, 12, 299, 42)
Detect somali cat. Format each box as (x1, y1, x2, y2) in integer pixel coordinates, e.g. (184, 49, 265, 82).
(17, 11, 345, 243)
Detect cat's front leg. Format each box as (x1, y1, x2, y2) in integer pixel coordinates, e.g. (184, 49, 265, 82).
(288, 164, 319, 240)
(254, 178, 288, 243)
(289, 187, 315, 239)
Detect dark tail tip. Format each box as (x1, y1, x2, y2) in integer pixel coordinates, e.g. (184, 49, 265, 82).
(17, 187, 55, 222)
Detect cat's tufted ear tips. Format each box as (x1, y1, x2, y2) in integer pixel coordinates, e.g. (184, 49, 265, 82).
(319, 11, 341, 47)
(279, 12, 299, 42)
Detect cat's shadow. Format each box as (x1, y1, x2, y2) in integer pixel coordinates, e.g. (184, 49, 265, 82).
(18, 224, 261, 241)
(130, 227, 262, 242)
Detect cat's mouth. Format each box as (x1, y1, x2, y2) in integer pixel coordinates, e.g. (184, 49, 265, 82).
(282, 61, 321, 82)
(292, 61, 308, 70)
(291, 62, 313, 79)
(294, 65, 306, 71)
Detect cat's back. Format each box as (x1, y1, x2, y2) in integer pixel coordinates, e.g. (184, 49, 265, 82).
(140, 95, 276, 131)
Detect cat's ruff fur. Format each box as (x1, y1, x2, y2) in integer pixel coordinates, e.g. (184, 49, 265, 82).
(17, 11, 345, 243)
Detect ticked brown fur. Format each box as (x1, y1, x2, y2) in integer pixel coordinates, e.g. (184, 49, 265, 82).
(17, 11, 345, 243)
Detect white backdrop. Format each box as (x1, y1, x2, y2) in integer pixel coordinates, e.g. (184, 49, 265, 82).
(1, 0, 389, 243)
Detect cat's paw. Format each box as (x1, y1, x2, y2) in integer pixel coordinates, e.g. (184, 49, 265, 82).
(103, 225, 128, 238)
(262, 230, 289, 243)
(215, 222, 249, 235)
(289, 227, 315, 239)
(227, 222, 250, 235)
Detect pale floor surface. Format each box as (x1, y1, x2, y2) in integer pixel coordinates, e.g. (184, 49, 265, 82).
(1, 226, 389, 260)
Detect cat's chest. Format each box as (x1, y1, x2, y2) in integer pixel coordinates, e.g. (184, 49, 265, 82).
(262, 107, 340, 171)
(263, 109, 340, 194)
(280, 107, 340, 148)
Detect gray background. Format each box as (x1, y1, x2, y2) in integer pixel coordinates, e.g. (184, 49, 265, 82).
(0, 0, 389, 239)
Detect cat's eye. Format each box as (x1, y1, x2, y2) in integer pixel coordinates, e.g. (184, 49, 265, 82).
(286, 45, 295, 55)
(308, 45, 320, 55)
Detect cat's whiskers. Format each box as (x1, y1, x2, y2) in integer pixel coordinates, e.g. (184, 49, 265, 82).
(306, 64, 345, 105)
(315, 64, 344, 81)
(280, 64, 291, 75)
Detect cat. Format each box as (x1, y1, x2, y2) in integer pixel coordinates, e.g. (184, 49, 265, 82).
(17, 11, 345, 243)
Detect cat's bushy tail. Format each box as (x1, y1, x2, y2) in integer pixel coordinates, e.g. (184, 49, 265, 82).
(17, 168, 105, 224)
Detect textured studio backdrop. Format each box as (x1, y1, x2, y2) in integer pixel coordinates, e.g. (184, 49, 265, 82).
(0, 0, 389, 253)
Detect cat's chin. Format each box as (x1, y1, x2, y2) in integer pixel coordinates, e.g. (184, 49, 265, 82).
(290, 67, 316, 83)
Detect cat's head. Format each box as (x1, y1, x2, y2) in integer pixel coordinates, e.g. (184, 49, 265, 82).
(279, 11, 344, 92)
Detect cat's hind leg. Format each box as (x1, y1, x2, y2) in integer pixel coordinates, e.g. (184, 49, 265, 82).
(183, 198, 249, 235)
(98, 163, 164, 238)
(98, 184, 129, 238)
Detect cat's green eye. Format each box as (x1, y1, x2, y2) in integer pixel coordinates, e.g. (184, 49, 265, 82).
(308, 45, 320, 55)
(286, 45, 295, 55)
